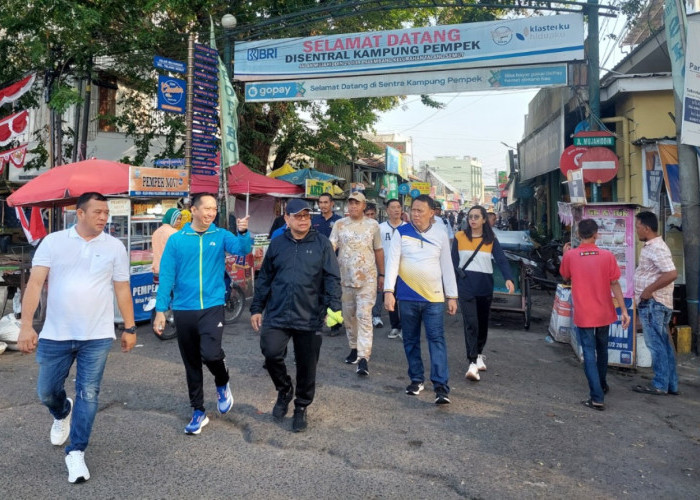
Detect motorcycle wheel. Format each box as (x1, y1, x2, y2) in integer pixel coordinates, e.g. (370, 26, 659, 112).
(224, 284, 245, 325)
(152, 309, 177, 340)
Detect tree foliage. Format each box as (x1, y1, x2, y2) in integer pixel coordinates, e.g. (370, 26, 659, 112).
(0, 0, 511, 172)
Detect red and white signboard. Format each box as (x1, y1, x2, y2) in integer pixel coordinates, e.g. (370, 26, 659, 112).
(580, 147, 619, 183)
(559, 145, 588, 176)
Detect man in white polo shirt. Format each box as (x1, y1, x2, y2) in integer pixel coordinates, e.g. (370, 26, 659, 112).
(18, 192, 136, 484)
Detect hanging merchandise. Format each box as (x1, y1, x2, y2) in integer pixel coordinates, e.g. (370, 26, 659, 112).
(0, 74, 36, 107)
(0, 144, 28, 174)
(0, 110, 29, 147)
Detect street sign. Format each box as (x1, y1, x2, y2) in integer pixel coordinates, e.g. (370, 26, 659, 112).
(573, 131, 616, 147)
(153, 56, 186, 74)
(398, 183, 410, 195)
(193, 96, 217, 108)
(194, 70, 218, 82)
(154, 158, 185, 167)
(191, 167, 217, 176)
(580, 147, 619, 183)
(194, 43, 218, 57)
(193, 52, 217, 65)
(192, 141, 217, 151)
(194, 61, 218, 74)
(156, 75, 186, 114)
(559, 145, 588, 176)
(193, 87, 218, 100)
(192, 131, 217, 142)
(194, 79, 218, 91)
(192, 159, 217, 168)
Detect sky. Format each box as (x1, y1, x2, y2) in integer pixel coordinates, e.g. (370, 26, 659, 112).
(376, 88, 538, 184)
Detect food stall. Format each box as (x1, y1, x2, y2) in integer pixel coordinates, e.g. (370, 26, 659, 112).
(109, 167, 189, 322)
(568, 203, 639, 368)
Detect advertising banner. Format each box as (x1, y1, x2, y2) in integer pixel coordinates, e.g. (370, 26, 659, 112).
(386, 146, 401, 175)
(305, 178, 332, 197)
(245, 64, 567, 102)
(657, 141, 681, 216)
(235, 14, 583, 82)
(581, 205, 636, 298)
(156, 75, 186, 114)
(131, 272, 155, 322)
(681, 18, 700, 147)
(411, 182, 431, 195)
(129, 167, 190, 197)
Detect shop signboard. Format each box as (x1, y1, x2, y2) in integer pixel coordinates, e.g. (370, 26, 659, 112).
(410, 182, 430, 194)
(131, 271, 155, 322)
(385, 146, 401, 175)
(681, 18, 700, 147)
(305, 178, 332, 197)
(157, 75, 186, 114)
(129, 167, 190, 197)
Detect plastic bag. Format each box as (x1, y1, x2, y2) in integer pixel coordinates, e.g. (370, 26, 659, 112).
(0, 313, 22, 350)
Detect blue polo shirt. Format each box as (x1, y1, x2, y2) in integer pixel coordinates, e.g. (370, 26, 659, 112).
(311, 213, 342, 237)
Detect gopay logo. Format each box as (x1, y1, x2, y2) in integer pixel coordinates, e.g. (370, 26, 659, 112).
(247, 48, 278, 61)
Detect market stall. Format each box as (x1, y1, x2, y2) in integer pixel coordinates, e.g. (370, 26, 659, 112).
(6, 159, 190, 323)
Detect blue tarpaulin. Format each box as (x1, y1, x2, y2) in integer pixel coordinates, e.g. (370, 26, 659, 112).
(276, 168, 344, 185)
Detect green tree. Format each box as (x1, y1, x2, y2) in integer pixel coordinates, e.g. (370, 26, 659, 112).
(0, 0, 508, 171)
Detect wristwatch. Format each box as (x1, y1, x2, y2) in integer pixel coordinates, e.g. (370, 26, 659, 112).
(123, 326, 137, 334)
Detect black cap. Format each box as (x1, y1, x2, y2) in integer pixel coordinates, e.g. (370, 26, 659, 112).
(285, 199, 311, 215)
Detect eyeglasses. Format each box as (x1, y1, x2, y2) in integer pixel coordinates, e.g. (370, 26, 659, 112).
(468, 214, 482, 220)
(291, 212, 311, 220)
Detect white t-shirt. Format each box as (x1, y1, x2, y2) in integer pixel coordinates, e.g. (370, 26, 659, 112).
(32, 227, 130, 341)
(378, 220, 406, 261)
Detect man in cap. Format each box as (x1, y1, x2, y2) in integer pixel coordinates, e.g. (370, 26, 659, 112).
(329, 192, 384, 376)
(251, 199, 341, 432)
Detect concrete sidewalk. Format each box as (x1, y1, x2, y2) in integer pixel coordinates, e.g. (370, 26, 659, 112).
(1, 289, 698, 498)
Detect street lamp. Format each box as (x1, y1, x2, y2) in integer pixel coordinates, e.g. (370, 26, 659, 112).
(221, 14, 237, 75)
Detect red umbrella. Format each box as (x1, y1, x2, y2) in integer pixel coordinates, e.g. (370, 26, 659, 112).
(7, 158, 131, 207)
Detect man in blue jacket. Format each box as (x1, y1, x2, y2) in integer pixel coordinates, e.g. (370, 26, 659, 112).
(251, 199, 341, 432)
(154, 193, 252, 435)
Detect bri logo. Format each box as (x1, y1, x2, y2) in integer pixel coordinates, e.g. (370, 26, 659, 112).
(247, 48, 278, 61)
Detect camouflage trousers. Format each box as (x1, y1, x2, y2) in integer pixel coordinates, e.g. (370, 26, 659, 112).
(341, 283, 376, 360)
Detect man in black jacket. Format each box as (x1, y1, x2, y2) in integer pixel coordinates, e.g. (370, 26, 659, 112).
(250, 199, 342, 432)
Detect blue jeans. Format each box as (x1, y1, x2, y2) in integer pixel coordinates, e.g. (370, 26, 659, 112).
(638, 298, 678, 393)
(576, 326, 609, 404)
(36, 338, 113, 453)
(399, 301, 449, 392)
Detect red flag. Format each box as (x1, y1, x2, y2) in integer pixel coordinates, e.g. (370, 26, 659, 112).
(15, 206, 46, 246)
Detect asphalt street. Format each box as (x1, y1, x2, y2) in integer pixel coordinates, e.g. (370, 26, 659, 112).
(1, 289, 699, 499)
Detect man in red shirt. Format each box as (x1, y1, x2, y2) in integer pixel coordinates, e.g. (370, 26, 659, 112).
(560, 219, 630, 411)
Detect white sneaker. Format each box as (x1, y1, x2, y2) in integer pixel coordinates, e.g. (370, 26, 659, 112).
(476, 354, 487, 371)
(65, 450, 90, 483)
(388, 328, 402, 339)
(51, 398, 73, 446)
(465, 363, 480, 381)
(372, 316, 384, 328)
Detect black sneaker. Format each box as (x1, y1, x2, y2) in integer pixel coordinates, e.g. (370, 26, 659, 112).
(292, 407, 307, 433)
(344, 348, 358, 364)
(405, 382, 424, 395)
(435, 388, 451, 405)
(356, 358, 369, 376)
(272, 387, 294, 420)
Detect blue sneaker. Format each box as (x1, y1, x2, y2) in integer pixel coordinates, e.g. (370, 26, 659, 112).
(184, 410, 209, 435)
(216, 383, 233, 414)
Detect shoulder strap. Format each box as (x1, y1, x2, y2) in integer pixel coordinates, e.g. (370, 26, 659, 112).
(460, 235, 486, 272)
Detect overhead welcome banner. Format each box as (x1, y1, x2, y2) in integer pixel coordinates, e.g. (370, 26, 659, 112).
(245, 64, 567, 102)
(234, 14, 584, 82)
